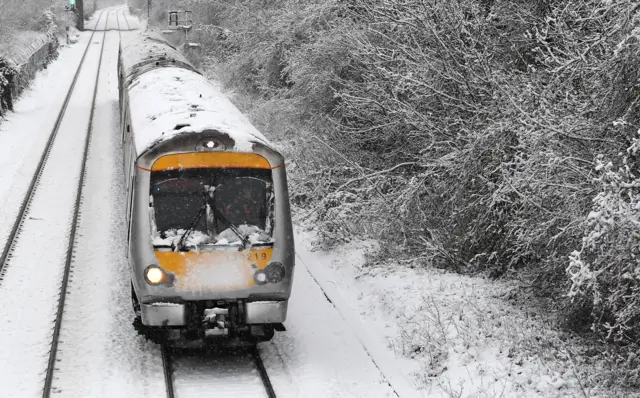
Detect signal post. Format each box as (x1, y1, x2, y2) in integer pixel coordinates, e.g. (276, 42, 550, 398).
(66, 0, 84, 31)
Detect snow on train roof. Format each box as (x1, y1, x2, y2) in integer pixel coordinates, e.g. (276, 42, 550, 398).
(120, 31, 195, 81)
(128, 66, 271, 155)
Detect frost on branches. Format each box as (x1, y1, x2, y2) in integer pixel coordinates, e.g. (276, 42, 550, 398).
(567, 130, 640, 343)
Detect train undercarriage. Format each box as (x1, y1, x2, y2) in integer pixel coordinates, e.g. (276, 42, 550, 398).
(131, 286, 285, 346)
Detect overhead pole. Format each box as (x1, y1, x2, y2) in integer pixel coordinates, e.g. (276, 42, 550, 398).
(64, 5, 71, 44)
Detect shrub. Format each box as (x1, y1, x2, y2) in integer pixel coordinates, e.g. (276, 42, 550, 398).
(567, 136, 640, 343)
(0, 58, 18, 116)
(164, 0, 640, 360)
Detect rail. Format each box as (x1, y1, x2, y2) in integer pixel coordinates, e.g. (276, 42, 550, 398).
(41, 8, 114, 397)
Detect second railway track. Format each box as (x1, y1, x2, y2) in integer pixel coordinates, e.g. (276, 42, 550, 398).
(117, 7, 132, 31)
(162, 344, 278, 398)
(42, 8, 114, 397)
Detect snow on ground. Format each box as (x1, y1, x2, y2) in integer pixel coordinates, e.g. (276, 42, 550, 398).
(50, 29, 166, 397)
(0, 22, 106, 396)
(262, 256, 398, 397)
(294, 227, 638, 398)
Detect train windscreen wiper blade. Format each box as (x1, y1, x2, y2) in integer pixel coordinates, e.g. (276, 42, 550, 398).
(176, 204, 207, 251)
(212, 206, 250, 250)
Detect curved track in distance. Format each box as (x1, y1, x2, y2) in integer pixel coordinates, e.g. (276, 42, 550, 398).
(119, 8, 132, 30)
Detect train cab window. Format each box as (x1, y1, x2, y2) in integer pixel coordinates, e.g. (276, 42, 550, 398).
(150, 168, 273, 249)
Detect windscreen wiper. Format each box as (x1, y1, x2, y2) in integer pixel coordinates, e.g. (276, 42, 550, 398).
(176, 204, 207, 251)
(212, 206, 251, 250)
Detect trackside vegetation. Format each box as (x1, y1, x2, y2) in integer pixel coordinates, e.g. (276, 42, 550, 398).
(131, 0, 640, 387)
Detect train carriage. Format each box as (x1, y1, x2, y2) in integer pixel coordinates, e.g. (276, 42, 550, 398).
(118, 32, 295, 345)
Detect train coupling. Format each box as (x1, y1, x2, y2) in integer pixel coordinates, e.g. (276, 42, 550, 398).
(203, 307, 230, 336)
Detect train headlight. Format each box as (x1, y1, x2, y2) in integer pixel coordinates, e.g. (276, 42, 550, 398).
(265, 262, 286, 283)
(254, 270, 267, 285)
(195, 137, 225, 152)
(145, 265, 167, 285)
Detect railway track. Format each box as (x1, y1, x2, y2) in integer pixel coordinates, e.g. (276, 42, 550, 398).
(36, 7, 164, 395)
(252, 345, 278, 397)
(41, 9, 117, 397)
(118, 7, 132, 30)
(88, 8, 133, 31)
(162, 344, 278, 398)
(162, 344, 176, 398)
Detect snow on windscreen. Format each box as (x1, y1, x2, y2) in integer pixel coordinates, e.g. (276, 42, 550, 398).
(152, 225, 272, 249)
(127, 66, 271, 156)
(152, 229, 212, 248)
(150, 168, 274, 250)
(215, 224, 272, 245)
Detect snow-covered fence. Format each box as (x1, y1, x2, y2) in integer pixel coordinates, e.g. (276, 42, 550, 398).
(10, 33, 57, 95)
(0, 33, 58, 118)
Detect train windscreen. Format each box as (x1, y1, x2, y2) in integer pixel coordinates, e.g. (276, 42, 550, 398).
(150, 168, 274, 248)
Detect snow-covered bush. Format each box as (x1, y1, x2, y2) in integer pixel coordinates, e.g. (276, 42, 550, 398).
(0, 58, 18, 116)
(162, 0, 640, 380)
(0, 1, 61, 117)
(0, 0, 62, 34)
(567, 136, 640, 344)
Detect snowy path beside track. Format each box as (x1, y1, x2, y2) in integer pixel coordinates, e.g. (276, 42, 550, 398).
(262, 262, 398, 397)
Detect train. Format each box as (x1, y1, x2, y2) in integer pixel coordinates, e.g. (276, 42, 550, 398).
(117, 31, 295, 346)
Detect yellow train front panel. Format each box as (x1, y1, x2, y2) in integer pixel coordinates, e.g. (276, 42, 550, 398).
(155, 248, 273, 292)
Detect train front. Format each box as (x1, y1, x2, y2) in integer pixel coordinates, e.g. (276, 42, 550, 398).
(130, 132, 294, 345)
